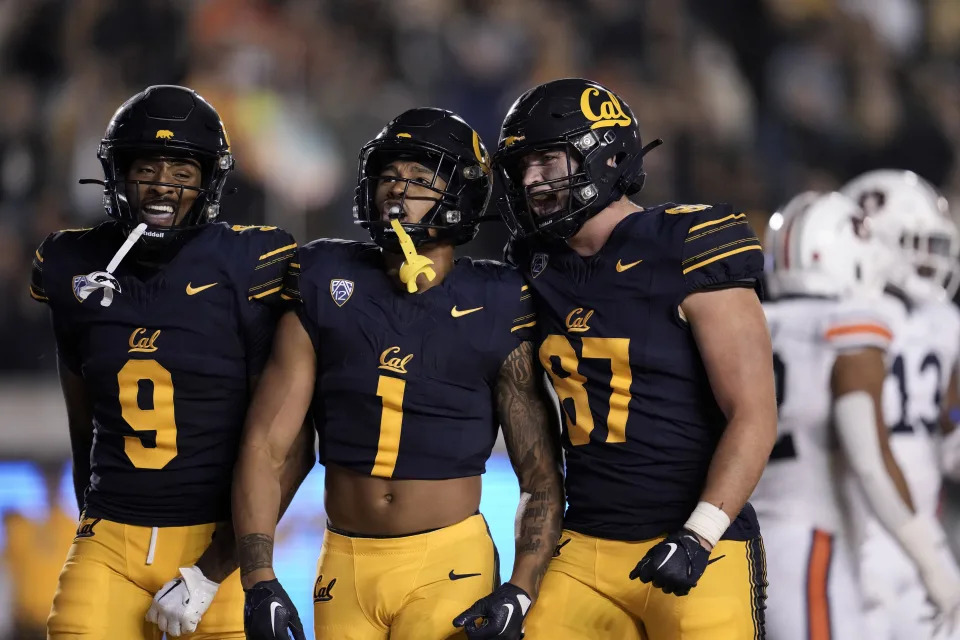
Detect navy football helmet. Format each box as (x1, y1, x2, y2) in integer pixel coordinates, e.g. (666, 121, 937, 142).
(90, 85, 234, 239)
(354, 108, 493, 250)
(495, 78, 661, 241)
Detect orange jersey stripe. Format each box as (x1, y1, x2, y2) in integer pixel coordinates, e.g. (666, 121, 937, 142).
(807, 530, 833, 640)
(824, 323, 893, 342)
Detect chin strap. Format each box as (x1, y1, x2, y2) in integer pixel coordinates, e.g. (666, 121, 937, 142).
(390, 219, 436, 293)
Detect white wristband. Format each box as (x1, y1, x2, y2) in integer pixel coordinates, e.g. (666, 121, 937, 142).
(683, 501, 731, 548)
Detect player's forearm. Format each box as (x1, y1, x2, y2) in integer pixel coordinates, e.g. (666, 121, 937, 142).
(834, 391, 918, 539)
(195, 521, 237, 583)
(59, 360, 94, 511)
(496, 342, 565, 598)
(510, 471, 564, 599)
(200, 430, 313, 583)
(699, 411, 776, 529)
(233, 442, 285, 589)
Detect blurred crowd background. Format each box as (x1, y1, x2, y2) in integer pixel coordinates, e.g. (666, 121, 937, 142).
(4, 0, 960, 636)
(6, 0, 960, 371)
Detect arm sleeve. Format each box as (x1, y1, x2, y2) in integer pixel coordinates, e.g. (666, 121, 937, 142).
(680, 205, 764, 294)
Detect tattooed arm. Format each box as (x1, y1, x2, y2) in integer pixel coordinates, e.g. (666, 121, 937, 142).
(233, 311, 318, 588)
(496, 340, 564, 599)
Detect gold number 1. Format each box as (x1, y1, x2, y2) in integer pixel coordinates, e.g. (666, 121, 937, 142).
(373, 375, 406, 477)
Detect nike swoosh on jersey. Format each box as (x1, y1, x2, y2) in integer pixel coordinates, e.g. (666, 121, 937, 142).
(616, 259, 643, 272)
(657, 542, 678, 570)
(186, 282, 218, 295)
(451, 305, 483, 317)
(270, 601, 281, 636)
(448, 570, 482, 580)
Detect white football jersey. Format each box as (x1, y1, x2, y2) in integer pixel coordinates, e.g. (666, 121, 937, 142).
(753, 296, 898, 532)
(880, 297, 960, 516)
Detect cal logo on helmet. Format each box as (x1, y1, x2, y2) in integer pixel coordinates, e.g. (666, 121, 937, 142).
(155, 129, 174, 139)
(580, 87, 631, 129)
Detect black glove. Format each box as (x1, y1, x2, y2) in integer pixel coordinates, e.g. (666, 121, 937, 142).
(243, 579, 306, 640)
(452, 582, 532, 639)
(629, 529, 711, 596)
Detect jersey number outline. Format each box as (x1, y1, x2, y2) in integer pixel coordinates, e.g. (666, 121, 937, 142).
(889, 352, 943, 434)
(539, 335, 631, 446)
(373, 375, 406, 477)
(117, 359, 178, 469)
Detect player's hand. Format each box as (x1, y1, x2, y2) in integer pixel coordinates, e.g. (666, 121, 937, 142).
(919, 564, 960, 636)
(453, 582, 532, 639)
(243, 579, 306, 640)
(146, 565, 219, 636)
(629, 529, 710, 596)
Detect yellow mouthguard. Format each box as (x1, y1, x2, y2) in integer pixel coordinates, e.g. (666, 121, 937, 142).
(390, 218, 436, 293)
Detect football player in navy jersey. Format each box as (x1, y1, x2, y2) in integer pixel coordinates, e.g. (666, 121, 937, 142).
(232, 108, 564, 640)
(496, 78, 777, 639)
(29, 86, 314, 639)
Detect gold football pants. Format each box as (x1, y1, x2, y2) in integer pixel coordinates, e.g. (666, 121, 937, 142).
(47, 515, 244, 639)
(313, 513, 499, 640)
(524, 529, 767, 640)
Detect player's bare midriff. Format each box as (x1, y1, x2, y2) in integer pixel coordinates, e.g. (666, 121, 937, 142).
(324, 463, 482, 536)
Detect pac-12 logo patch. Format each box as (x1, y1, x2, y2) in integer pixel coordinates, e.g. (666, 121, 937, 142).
(72, 274, 89, 300)
(531, 253, 549, 279)
(329, 279, 354, 307)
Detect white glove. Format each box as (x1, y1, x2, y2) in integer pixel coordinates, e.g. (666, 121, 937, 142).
(899, 515, 960, 635)
(923, 562, 960, 637)
(146, 565, 220, 637)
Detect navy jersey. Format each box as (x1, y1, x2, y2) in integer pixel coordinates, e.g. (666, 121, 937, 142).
(508, 203, 764, 541)
(292, 239, 534, 479)
(29, 221, 296, 526)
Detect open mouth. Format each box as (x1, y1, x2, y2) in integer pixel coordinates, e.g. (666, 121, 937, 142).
(529, 192, 562, 217)
(381, 201, 406, 223)
(140, 201, 177, 227)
